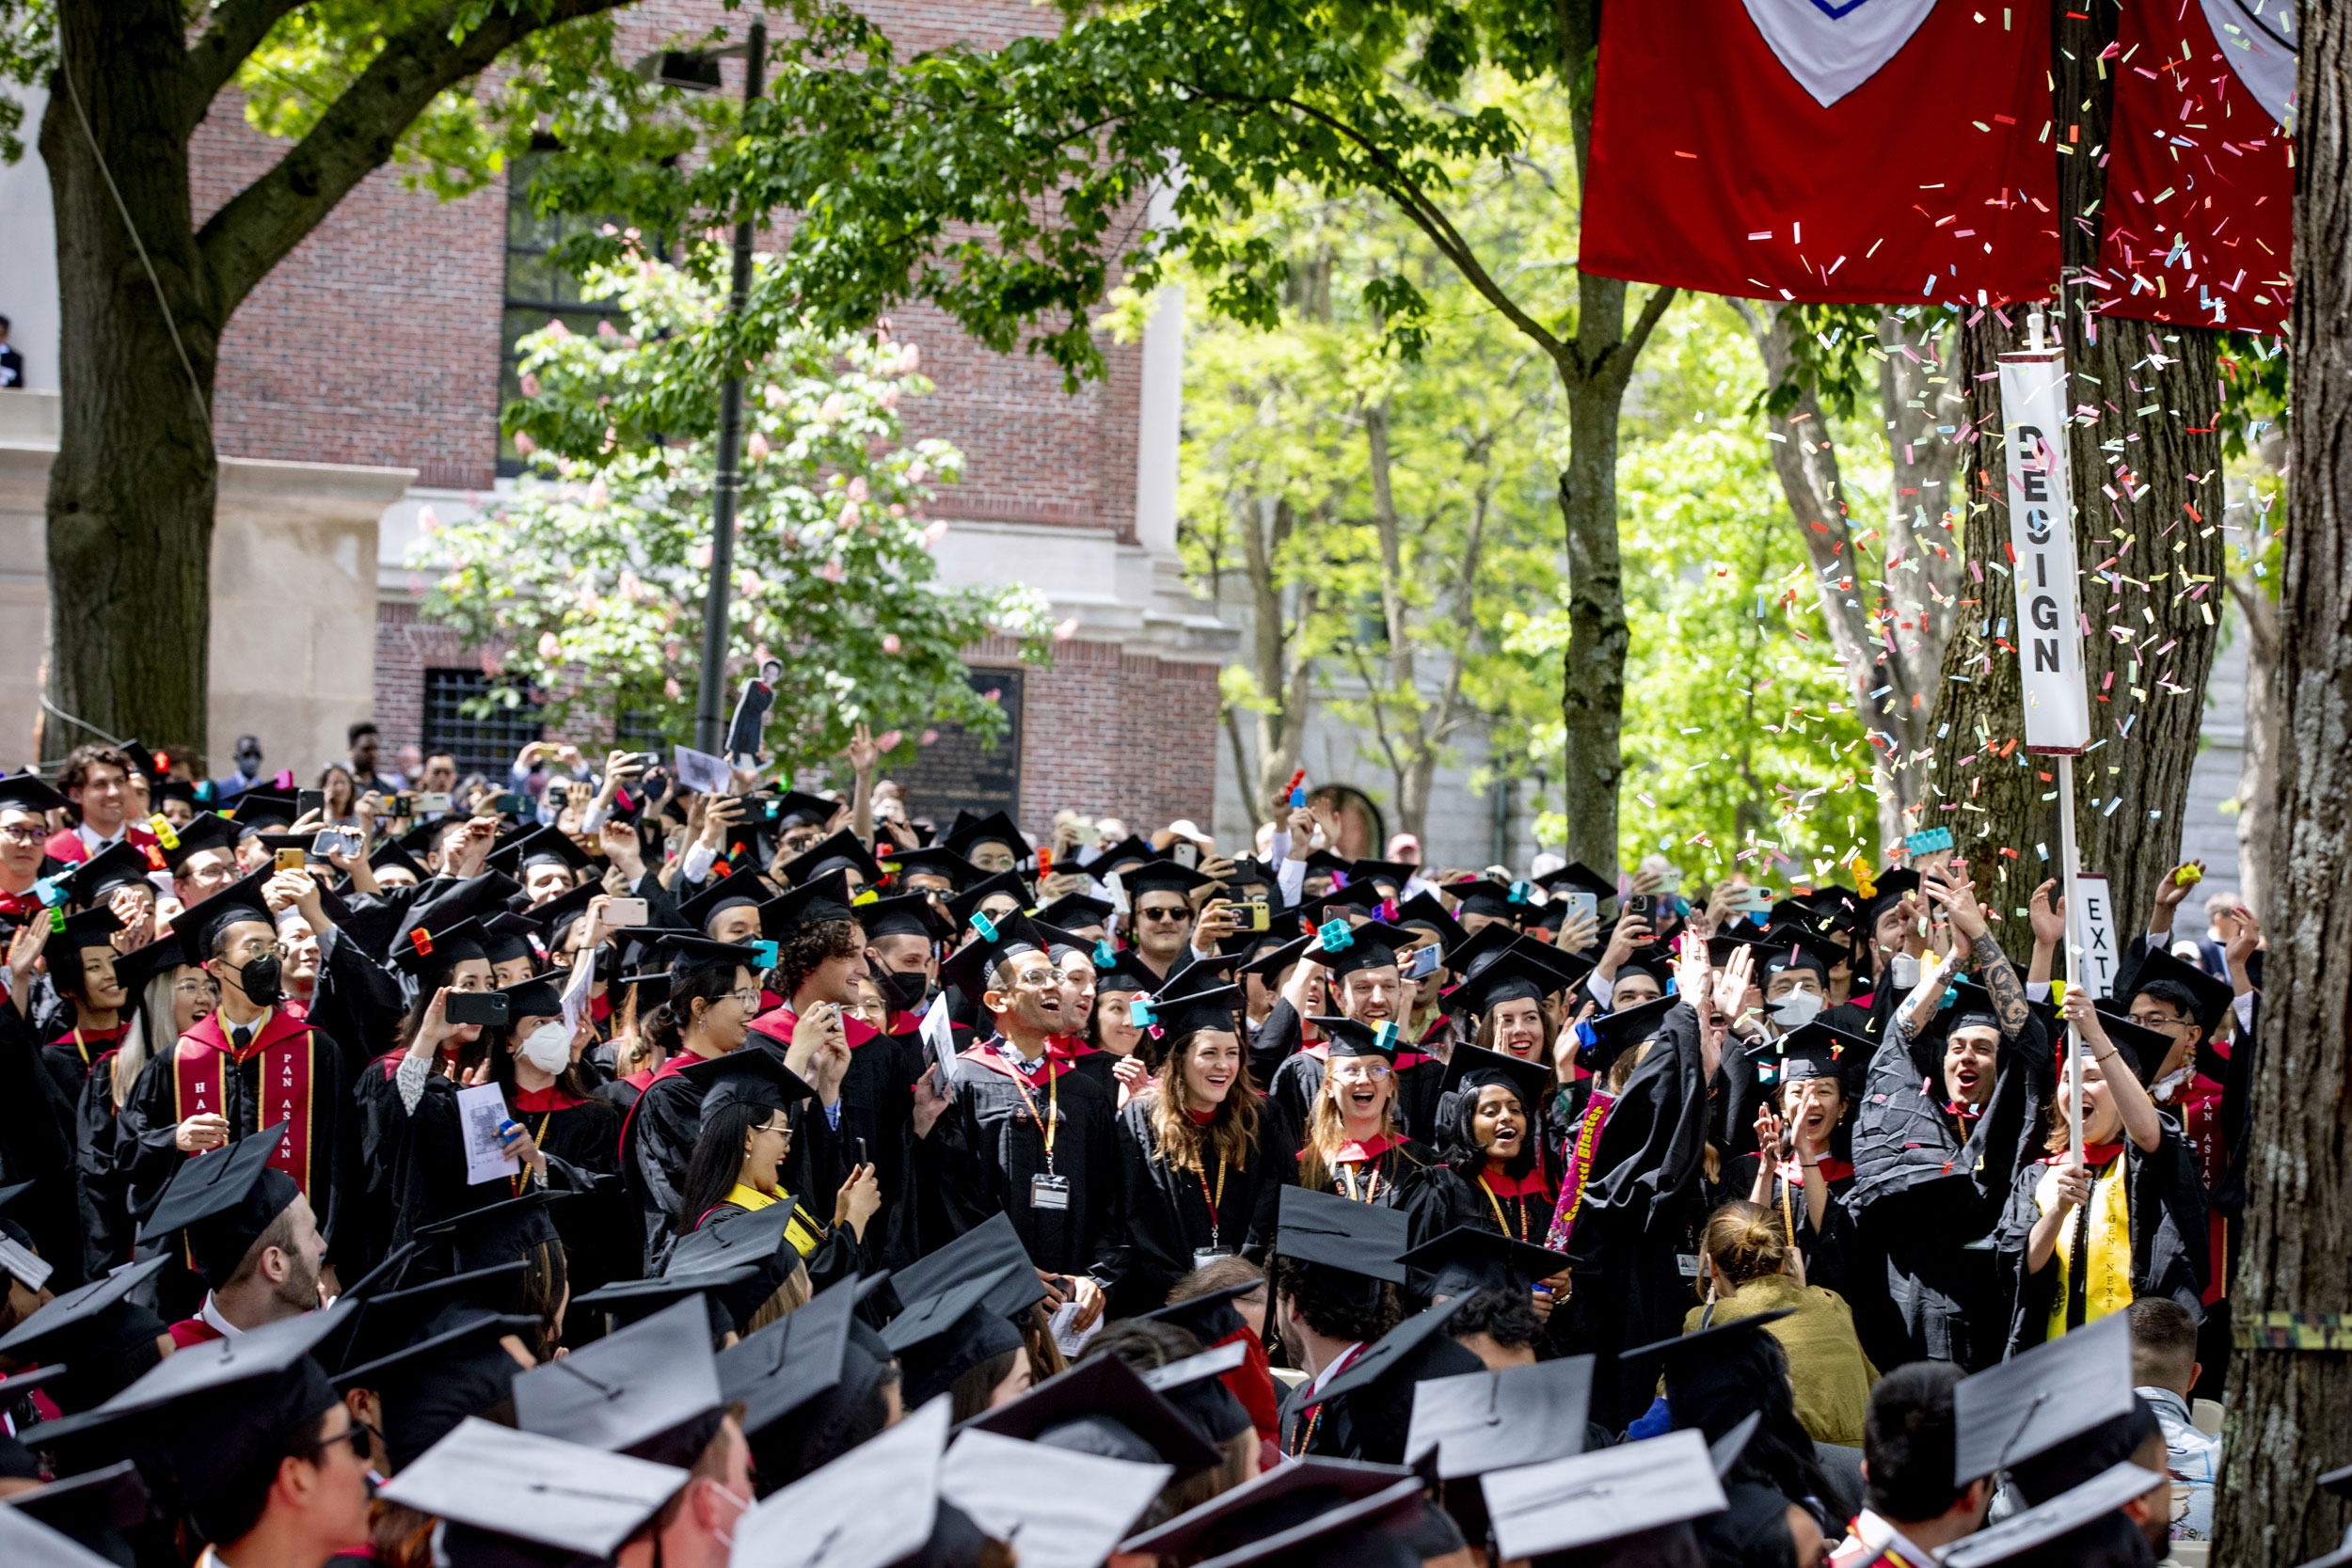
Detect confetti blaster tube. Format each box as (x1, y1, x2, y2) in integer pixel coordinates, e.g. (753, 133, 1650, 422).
(2001, 324, 2090, 1162)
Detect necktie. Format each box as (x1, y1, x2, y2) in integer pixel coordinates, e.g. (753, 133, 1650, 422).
(230, 1023, 253, 1053)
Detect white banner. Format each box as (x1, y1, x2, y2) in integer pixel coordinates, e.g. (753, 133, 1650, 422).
(1998, 351, 2092, 753)
(2070, 872, 2123, 999)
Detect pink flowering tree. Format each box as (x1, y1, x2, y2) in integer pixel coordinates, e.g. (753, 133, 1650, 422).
(416, 252, 1051, 780)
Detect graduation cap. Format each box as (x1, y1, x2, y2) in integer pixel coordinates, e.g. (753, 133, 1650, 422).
(888, 1211, 1048, 1326)
(1438, 951, 1558, 1022)
(512, 1293, 726, 1466)
(1577, 992, 1679, 1076)
(878, 844, 977, 894)
(1756, 922, 1845, 981)
(884, 1262, 1030, 1406)
(411, 1188, 569, 1274)
(856, 889, 951, 943)
(1404, 1354, 1594, 1480)
(487, 824, 593, 881)
(1132, 976, 1246, 1040)
(1345, 859, 1418, 897)
(1307, 1297, 1484, 1440)
(0, 1458, 152, 1563)
(1396, 1227, 1573, 1302)
(1093, 944, 1167, 994)
(1117, 1454, 1421, 1560)
(332, 1260, 532, 1374)
(2086, 1004, 2178, 1089)
(386, 915, 489, 978)
(1306, 1015, 1405, 1063)
(1390, 892, 1467, 955)
(1437, 1043, 1555, 1122)
(764, 789, 840, 830)
(1447, 879, 1541, 926)
(479, 911, 548, 972)
(378, 1418, 688, 1568)
(1274, 1187, 1410, 1285)
(777, 828, 881, 889)
(941, 1427, 1171, 1568)
(1939, 1459, 2169, 1568)
(943, 810, 1029, 866)
(134, 1121, 302, 1294)
(676, 1045, 815, 1120)
(1035, 893, 1118, 938)
(961, 1348, 1223, 1478)
(1136, 1341, 1255, 1444)
(1767, 1017, 1880, 1098)
(651, 931, 769, 978)
(729, 1398, 950, 1568)
(227, 786, 301, 832)
(152, 812, 238, 874)
(0, 1256, 169, 1370)
(363, 836, 430, 885)
(938, 910, 1052, 1005)
(1623, 1306, 1795, 1369)
(338, 1307, 540, 1471)
(0, 772, 70, 817)
(761, 868, 858, 933)
(1534, 861, 1616, 900)
(716, 1275, 861, 1449)
(40, 909, 125, 991)
(1862, 865, 1925, 919)
(1951, 1307, 2135, 1486)
(1480, 1427, 1726, 1560)
(570, 1266, 762, 1334)
(1029, 918, 1097, 966)
(62, 843, 153, 910)
(172, 868, 279, 964)
(2118, 944, 2235, 1039)
(945, 869, 1031, 932)
(0, 1501, 119, 1568)
(1138, 1279, 1263, 1347)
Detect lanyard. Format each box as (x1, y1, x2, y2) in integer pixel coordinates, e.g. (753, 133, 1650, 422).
(72, 1028, 89, 1069)
(1197, 1156, 1228, 1234)
(998, 1047, 1058, 1173)
(1477, 1175, 1523, 1241)
(512, 1111, 555, 1197)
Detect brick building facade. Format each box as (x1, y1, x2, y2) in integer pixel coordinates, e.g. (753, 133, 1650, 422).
(0, 0, 1231, 843)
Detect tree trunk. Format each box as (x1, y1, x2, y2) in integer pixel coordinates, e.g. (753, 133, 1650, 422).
(2226, 568, 2280, 925)
(1240, 496, 1315, 823)
(40, 5, 221, 763)
(1921, 4, 2224, 956)
(2212, 3, 2352, 1552)
(1554, 295, 1639, 884)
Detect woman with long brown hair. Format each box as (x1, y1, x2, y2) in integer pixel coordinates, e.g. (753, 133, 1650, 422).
(1295, 1015, 1432, 1210)
(1104, 975, 1295, 1316)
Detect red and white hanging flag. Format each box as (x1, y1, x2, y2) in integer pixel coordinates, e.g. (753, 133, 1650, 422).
(1579, 1, 2058, 306)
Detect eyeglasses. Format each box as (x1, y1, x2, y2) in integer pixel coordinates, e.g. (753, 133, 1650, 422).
(1137, 906, 1191, 923)
(293, 1418, 375, 1465)
(2128, 1012, 2192, 1032)
(1328, 1063, 1391, 1083)
(730, 989, 763, 1009)
(0, 825, 45, 847)
(174, 977, 221, 998)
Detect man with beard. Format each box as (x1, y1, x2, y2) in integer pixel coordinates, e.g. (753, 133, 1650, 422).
(136, 1122, 327, 1345)
(1122, 858, 1216, 984)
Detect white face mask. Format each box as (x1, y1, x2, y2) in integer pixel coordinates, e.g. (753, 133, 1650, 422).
(518, 1021, 572, 1074)
(1771, 990, 1825, 1030)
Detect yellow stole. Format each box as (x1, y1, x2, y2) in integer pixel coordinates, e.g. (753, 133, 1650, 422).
(2037, 1156, 2134, 1338)
(723, 1184, 822, 1257)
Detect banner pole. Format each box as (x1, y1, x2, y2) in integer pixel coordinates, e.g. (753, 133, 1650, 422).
(2058, 751, 2085, 1164)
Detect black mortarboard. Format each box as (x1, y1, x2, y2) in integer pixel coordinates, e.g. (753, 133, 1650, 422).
(512, 1293, 725, 1466)
(760, 869, 857, 934)
(1138, 1280, 1263, 1346)
(2119, 944, 2235, 1038)
(880, 845, 980, 892)
(1862, 865, 1924, 919)
(943, 811, 1029, 866)
(332, 1260, 531, 1374)
(339, 1308, 539, 1470)
(378, 1418, 688, 1567)
(1481, 1427, 1725, 1560)
(651, 931, 767, 977)
(0, 773, 70, 816)
(946, 869, 1031, 932)
(1769, 1017, 1880, 1098)
(1577, 992, 1679, 1075)
(961, 1349, 1223, 1478)
(481, 911, 548, 969)
(1405, 1355, 1595, 1479)
(1133, 976, 1246, 1040)
(1951, 1307, 2135, 1485)
(888, 1211, 1048, 1325)
(1390, 892, 1467, 954)
(1093, 944, 1166, 993)
(1118, 1455, 1420, 1560)
(1088, 834, 1158, 880)
(942, 1427, 1172, 1568)
(1534, 861, 1617, 900)
(1, 1458, 151, 1562)
(1308, 1298, 1483, 1423)
(1032, 890, 1115, 931)
(884, 1263, 1029, 1405)
(486, 825, 594, 879)
(1271, 917, 1418, 980)
(1274, 1187, 1410, 1284)
(228, 786, 300, 832)
(1622, 1306, 1796, 1368)
(411, 1188, 568, 1274)
(778, 828, 881, 888)
(0, 1502, 118, 1568)
(386, 915, 489, 977)
(1136, 1341, 1254, 1444)
(1121, 857, 1216, 903)
(40, 909, 125, 990)
(153, 812, 238, 873)
(493, 973, 565, 1022)
(1939, 1459, 2170, 1568)
(676, 1045, 815, 1120)
(569, 1266, 762, 1332)
(1345, 860, 1418, 896)
(717, 1275, 860, 1445)
(1305, 1014, 1404, 1062)
(63, 843, 153, 910)
(104, 931, 191, 1010)
(1448, 879, 1541, 925)
(0, 1256, 168, 1369)
(856, 890, 951, 943)
(365, 836, 430, 884)
(1438, 952, 1555, 1021)
(663, 1202, 803, 1286)
(769, 789, 840, 830)
(2087, 1003, 2176, 1089)
(728, 1399, 949, 1568)
(1437, 1043, 1555, 1123)
(175, 869, 278, 964)
(1396, 1227, 1573, 1302)
(134, 1121, 303, 1293)
(938, 910, 1051, 1004)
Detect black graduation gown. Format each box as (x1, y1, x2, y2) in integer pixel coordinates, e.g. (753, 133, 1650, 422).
(1102, 1093, 1295, 1317)
(0, 1000, 84, 1290)
(620, 1054, 717, 1273)
(1994, 1116, 2209, 1356)
(385, 1076, 617, 1249)
(1406, 1161, 1561, 1253)
(36, 1025, 123, 1142)
(119, 1010, 362, 1275)
(300, 929, 408, 1069)
(1846, 1014, 2047, 1371)
(912, 1037, 1121, 1279)
(350, 1046, 438, 1276)
(1271, 1046, 1447, 1147)
(1559, 1001, 1715, 1430)
(744, 1006, 904, 1266)
(1299, 1135, 1436, 1212)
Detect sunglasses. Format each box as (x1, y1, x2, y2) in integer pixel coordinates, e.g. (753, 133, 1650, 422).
(294, 1418, 375, 1465)
(1136, 907, 1191, 922)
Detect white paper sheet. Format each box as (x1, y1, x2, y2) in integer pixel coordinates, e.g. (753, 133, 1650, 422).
(456, 1083, 520, 1185)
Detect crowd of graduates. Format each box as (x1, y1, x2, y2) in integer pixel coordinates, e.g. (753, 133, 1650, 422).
(0, 736, 2322, 1568)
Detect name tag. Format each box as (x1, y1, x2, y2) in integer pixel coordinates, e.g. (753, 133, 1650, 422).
(1192, 1247, 1235, 1272)
(1677, 1254, 1701, 1278)
(1030, 1174, 1072, 1212)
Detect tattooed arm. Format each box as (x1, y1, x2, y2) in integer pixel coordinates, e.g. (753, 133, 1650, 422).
(1927, 865, 2033, 1039)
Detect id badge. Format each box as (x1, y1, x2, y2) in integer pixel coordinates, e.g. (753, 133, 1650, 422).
(1676, 1253, 1701, 1278)
(1191, 1247, 1235, 1272)
(1030, 1174, 1073, 1211)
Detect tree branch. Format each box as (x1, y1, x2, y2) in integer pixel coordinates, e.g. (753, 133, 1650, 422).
(186, 0, 307, 113)
(197, 0, 633, 313)
(1614, 283, 1678, 382)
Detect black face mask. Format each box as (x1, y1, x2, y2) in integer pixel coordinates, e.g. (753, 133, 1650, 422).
(235, 950, 286, 1009)
(872, 966, 930, 1013)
